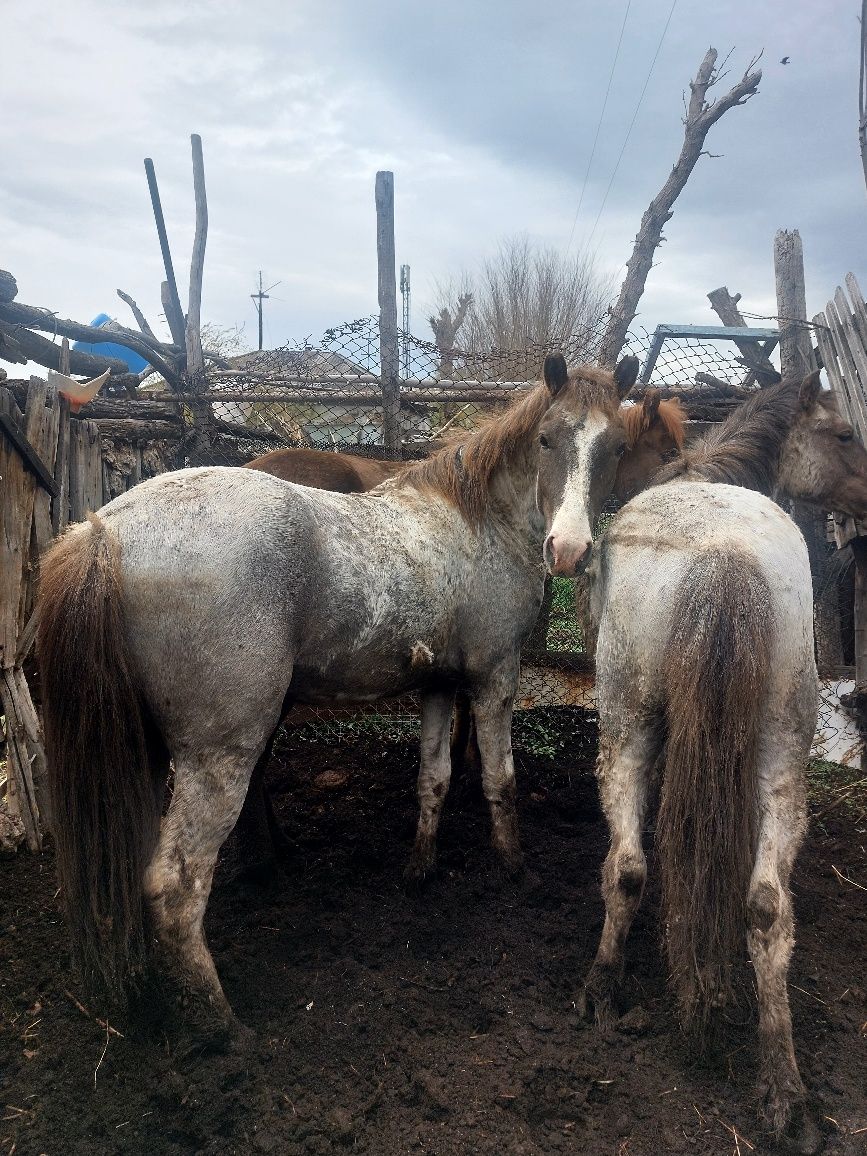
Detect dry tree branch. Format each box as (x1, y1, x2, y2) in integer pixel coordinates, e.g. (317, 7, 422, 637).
(598, 47, 762, 368)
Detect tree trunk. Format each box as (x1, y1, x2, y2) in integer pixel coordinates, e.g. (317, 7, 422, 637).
(598, 49, 761, 368)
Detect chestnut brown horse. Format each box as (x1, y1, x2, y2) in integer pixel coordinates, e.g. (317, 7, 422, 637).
(37, 355, 638, 1039)
(582, 373, 867, 1149)
(245, 446, 403, 491)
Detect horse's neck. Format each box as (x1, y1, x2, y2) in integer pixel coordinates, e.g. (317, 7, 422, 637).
(484, 445, 545, 548)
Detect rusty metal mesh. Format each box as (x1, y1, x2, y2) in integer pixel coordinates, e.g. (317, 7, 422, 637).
(143, 321, 855, 760)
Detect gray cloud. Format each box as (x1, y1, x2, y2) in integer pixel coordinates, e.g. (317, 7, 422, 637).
(1, 0, 864, 366)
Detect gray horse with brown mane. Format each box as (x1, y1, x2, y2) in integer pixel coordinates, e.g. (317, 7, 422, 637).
(36, 354, 638, 1040)
(235, 389, 686, 876)
(582, 373, 867, 1150)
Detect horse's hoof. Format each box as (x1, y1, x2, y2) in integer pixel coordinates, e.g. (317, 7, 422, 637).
(767, 1100, 823, 1155)
(226, 1019, 257, 1055)
(403, 857, 435, 893)
(494, 845, 525, 879)
(579, 968, 619, 1034)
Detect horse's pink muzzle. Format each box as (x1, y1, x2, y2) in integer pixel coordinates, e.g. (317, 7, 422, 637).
(544, 533, 592, 577)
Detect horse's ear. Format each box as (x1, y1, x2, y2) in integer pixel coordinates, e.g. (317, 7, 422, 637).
(614, 355, 640, 398)
(543, 353, 569, 396)
(642, 388, 661, 424)
(799, 369, 822, 411)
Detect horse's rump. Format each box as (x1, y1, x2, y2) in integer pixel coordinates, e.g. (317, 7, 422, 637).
(656, 549, 773, 1027)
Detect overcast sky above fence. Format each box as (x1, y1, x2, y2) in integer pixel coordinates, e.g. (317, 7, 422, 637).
(2, 0, 863, 361)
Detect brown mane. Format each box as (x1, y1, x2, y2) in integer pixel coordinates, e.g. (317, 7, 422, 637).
(656, 377, 834, 493)
(622, 396, 686, 450)
(398, 366, 622, 525)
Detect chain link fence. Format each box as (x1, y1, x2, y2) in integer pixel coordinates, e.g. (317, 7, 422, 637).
(140, 319, 858, 764)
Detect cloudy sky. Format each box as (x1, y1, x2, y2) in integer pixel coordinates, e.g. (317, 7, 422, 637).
(2, 0, 864, 364)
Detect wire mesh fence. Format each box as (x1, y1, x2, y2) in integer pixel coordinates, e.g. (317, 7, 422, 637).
(136, 318, 859, 763)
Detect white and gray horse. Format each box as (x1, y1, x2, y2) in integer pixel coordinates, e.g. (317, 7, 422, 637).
(581, 373, 867, 1150)
(37, 354, 638, 1038)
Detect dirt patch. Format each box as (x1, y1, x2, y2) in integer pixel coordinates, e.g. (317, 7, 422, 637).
(1, 719, 866, 1155)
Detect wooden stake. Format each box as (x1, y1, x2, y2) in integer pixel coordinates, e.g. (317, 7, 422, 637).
(376, 171, 401, 456)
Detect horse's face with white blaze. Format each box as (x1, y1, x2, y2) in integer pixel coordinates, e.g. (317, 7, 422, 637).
(536, 354, 639, 576)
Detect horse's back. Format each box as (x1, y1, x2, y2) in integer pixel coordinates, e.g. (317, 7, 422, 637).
(594, 482, 815, 719)
(244, 447, 399, 493)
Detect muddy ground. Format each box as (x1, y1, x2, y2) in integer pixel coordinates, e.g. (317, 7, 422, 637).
(1, 712, 866, 1155)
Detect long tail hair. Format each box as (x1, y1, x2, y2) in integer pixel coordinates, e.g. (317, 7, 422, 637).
(37, 515, 163, 998)
(656, 551, 773, 1027)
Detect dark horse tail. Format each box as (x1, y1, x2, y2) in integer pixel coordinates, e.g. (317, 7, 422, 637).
(37, 515, 163, 998)
(657, 550, 772, 1028)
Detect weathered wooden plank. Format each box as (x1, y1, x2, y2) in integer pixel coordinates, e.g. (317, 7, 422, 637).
(0, 669, 41, 851)
(0, 390, 28, 667)
(826, 299, 867, 441)
(814, 311, 852, 418)
(0, 406, 58, 496)
(33, 387, 62, 559)
(52, 396, 71, 534)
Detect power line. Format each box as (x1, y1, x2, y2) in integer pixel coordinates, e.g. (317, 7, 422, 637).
(565, 0, 632, 256)
(585, 0, 678, 248)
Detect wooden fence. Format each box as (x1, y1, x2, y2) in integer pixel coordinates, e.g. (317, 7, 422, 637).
(814, 274, 867, 740)
(0, 378, 108, 851)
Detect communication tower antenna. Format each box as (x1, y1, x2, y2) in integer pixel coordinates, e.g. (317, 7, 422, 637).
(400, 263, 411, 378)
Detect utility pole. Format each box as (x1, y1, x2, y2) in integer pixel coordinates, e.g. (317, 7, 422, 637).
(250, 270, 280, 351)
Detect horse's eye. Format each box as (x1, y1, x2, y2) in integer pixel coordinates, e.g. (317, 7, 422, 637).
(539, 434, 550, 449)
(838, 431, 854, 444)
(615, 443, 627, 458)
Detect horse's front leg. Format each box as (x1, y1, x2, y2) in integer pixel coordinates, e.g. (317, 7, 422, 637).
(472, 664, 524, 876)
(405, 687, 457, 888)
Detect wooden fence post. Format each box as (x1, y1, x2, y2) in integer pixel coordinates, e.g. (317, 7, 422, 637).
(774, 230, 845, 675)
(376, 171, 401, 457)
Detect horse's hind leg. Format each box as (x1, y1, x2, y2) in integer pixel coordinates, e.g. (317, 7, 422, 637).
(143, 746, 267, 1045)
(405, 688, 457, 888)
(581, 720, 659, 1030)
(747, 752, 818, 1150)
(230, 730, 290, 884)
(472, 664, 524, 876)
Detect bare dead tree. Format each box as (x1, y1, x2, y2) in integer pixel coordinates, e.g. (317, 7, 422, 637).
(428, 292, 473, 376)
(431, 235, 611, 377)
(597, 48, 762, 368)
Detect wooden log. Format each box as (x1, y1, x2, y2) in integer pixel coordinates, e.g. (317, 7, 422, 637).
(773, 230, 814, 379)
(0, 319, 28, 364)
(185, 134, 207, 385)
(706, 286, 780, 385)
(144, 156, 187, 348)
(0, 270, 17, 303)
(376, 171, 401, 455)
(0, 318, 129, 378)
(90, 418, 181, 440)
(0, 301, 179, 385)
